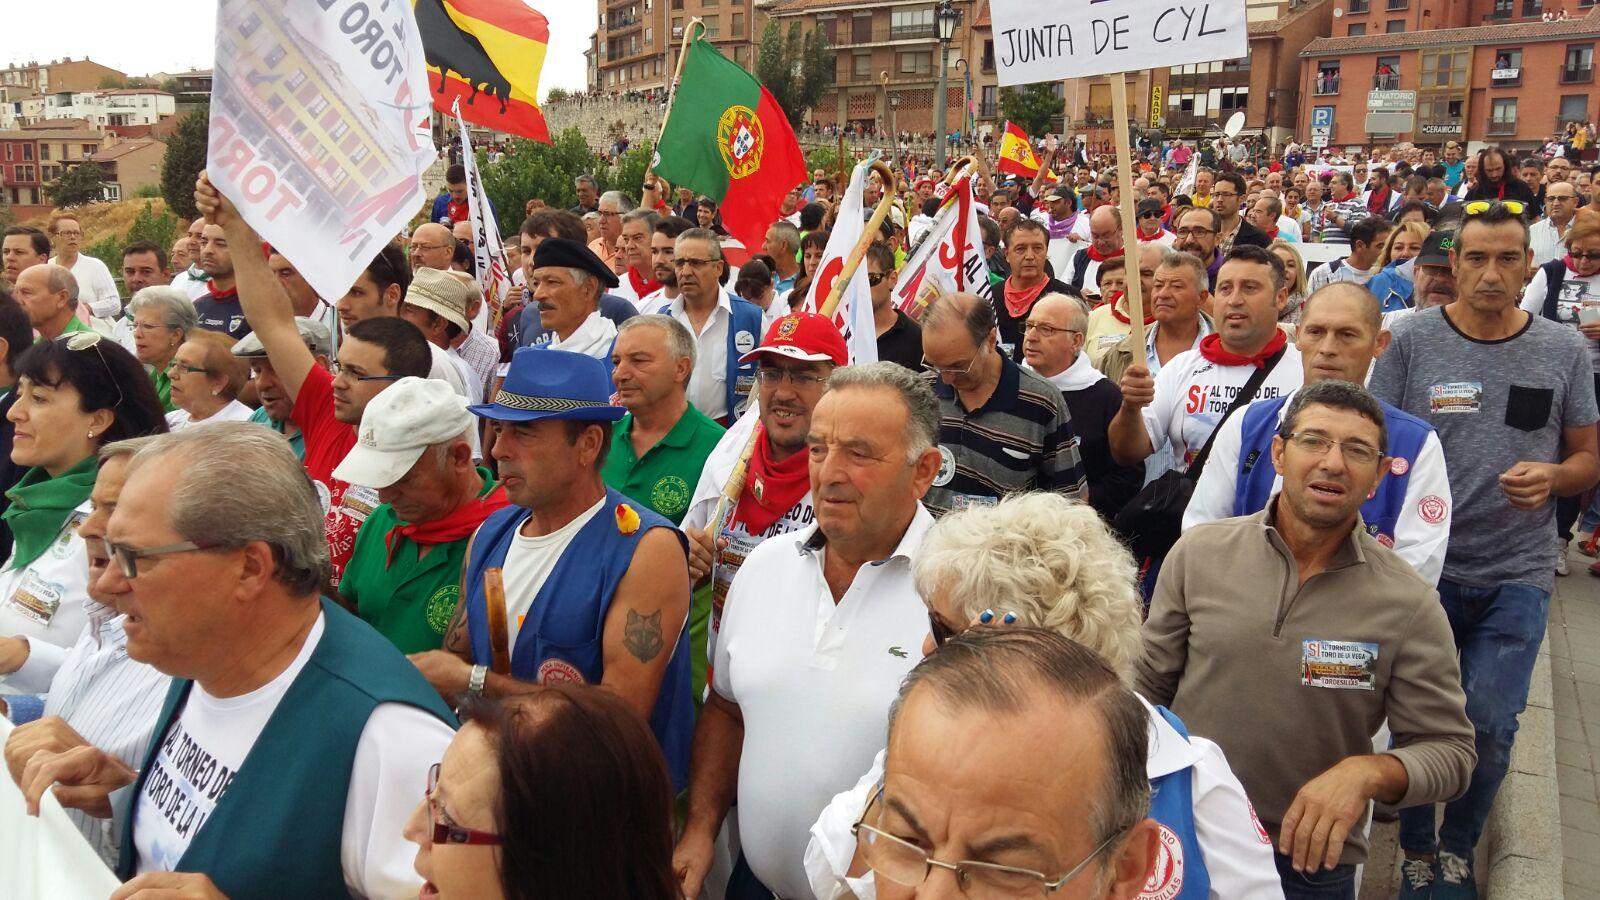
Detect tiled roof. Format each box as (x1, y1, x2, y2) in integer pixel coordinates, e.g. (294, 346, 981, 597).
(91, 139, 161, 160)
(767, 0, 979, 14)
(973, 0, 990, 29)
(1302, 8, 1600, 56)
(1249, 0, 1330, 37)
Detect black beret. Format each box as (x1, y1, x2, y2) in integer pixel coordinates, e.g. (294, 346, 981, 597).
(531, 237, 620, 289)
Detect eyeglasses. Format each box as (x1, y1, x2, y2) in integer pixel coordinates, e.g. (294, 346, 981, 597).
(1285, 431, 1383, 466)
(409, 243, 452, 254)
(1174, 227, 1217, 238)
(1022, 322, 1079, 338)
(755, 367, 828, 388)
(330, 362, 405, 383)
(852, 785, 1123, 897)
(1462, 200, 1526, 217)
(132, 322, 178, 334)
(922, 353, 982, 379)
(673, 257, 718, 269)
(1571, 251, 1600, 262)
(166, 361, 210, 377)
(59, 331, 124, 411)
(1210, 191, 1239, 199)
(867, 271, 890, 286)
(53, 230, 82, 238)
(103, 538, 222, 579)
(426, 763, 501, 846)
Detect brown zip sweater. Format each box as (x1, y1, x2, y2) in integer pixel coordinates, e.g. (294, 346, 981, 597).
(1136, 501, 1475, 865)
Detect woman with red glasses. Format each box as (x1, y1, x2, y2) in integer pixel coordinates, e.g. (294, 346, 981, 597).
(404, 685, 679, 900)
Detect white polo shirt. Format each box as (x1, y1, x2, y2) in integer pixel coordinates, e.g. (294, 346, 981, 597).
(1141, 344, 1304, 476)
(712, 507, 933, 900)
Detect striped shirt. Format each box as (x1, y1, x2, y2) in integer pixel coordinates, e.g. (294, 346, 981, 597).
(15, 603, 170, 866)
(923, 357, 1087, 517)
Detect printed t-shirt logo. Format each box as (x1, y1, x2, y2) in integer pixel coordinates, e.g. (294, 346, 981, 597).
(717, 105, 764, 180)
(538, 658, 586, 685)
(1140, 823, 1185, 900)
(425, 584, 459, 636)
(1418, 495, 1447, 524)
(651, 475, 691, 517)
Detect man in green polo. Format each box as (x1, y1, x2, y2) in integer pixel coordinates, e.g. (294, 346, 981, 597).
(334, 376, 508, 653)
(604, 314, 724, 701)
(15, 264, 93, 341)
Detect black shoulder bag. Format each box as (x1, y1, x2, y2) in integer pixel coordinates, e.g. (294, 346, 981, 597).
(1113, 348, 1286, 559)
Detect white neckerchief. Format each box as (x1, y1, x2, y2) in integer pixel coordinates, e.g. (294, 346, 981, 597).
(1029, 351, 1104, 392)
(549, 310, 618, 359)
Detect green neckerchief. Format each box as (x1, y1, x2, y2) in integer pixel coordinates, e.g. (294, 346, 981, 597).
(3, 455, 97, 570)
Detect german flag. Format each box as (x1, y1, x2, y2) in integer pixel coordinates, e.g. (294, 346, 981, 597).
(414, 0, 551, 143)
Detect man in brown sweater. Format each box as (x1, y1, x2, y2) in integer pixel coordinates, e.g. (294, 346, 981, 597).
(1136, 379, 1475, 900)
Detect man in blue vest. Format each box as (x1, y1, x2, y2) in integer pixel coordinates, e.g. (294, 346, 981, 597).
(1184, 282, 1451, 584)
(408, 348, 694, 789)
(17, 424, 455, 899)
(650, 228, 763, 426)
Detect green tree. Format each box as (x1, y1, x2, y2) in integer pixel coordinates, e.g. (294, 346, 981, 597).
(126, 201, 180, 252)
(999, 83, 1061, 139)
(755, 21, 834, 125)
(160, 78, 181, 96)
(49, 162, 108, 207)
(161, 105, 209, 220)
(477, 127, 609, 237)
(546, 87, 570, 103)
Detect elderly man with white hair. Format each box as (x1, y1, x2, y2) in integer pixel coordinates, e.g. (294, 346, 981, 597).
(592, 190, 634, 275)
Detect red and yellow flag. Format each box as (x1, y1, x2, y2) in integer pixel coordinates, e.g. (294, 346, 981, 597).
(414, 0, 551, 143)
(996, 122, 1057, 182)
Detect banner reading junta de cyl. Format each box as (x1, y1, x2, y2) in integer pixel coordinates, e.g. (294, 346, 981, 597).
(988, 0, 1248, 85)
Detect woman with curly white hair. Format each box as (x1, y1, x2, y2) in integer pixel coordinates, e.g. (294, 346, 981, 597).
(804, 492, 1282, 899)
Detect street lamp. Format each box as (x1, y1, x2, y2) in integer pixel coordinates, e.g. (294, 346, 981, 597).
(933, 0, 960, 172)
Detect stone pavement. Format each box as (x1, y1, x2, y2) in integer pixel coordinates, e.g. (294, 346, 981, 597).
(1553, 545, 1600, 900)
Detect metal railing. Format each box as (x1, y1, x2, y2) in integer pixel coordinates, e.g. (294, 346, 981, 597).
(1373, 74, 1400, 90)
(1486, 117, 1518, 135)
(1562, 66, 1594, 84)
(1313, 76, 1341, 95)
(826, 22, 938, 47)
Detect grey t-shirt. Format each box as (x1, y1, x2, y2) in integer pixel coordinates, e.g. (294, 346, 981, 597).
(1370, 306, 1598, 591)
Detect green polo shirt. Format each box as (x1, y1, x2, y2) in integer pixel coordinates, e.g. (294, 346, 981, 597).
(61, 316, 93, 334)
(340, 467, 498, 654)
(150, 366, 175, 412)
(602, 405, 725, 525)
(247, 405, 305, 460)
(603, 404, 724, 708)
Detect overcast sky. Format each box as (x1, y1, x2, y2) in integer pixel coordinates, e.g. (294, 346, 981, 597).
(0, 0, 590, 99)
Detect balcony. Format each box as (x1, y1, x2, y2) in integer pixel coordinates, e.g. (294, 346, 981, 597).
(1387, 0, 1408, 8)
(1349, 0, 1369, 11)
(1373, 73, 1400, 90)
(1081, 106, 1114, 127)
(1563, 66, 1594, 84)
(826, 22, 937, 48)
(1491, 66, 1521, 86)
(1487, 117, 1518, 135)
(606, 16, 643, 32)
(1313, 75, 1341, 95)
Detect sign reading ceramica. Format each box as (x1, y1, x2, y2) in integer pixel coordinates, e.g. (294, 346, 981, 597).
(209, 0, 436, 302)
(989, 0, 1248, 85)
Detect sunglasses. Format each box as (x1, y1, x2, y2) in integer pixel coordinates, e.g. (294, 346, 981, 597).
(1463, 200, 1526, 217)
(59, 331, 124, 412)
(867, 272, 889, 286)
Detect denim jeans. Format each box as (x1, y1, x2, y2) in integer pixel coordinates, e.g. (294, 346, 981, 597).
(1274, 853, 1356, 900)
(1398, 578, 1550, 855)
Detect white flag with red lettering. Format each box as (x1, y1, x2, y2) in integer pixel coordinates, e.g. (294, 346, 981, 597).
(802, 161, 878, 364)
(893, 174, 993, 322)
(453, 99, 512, 329)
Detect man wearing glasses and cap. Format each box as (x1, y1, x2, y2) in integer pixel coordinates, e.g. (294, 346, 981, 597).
(410, 348, 693, 785)
(233, 316, 334, 461)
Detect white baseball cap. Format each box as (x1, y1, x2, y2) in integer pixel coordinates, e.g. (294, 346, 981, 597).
(332, 377, 474, 489)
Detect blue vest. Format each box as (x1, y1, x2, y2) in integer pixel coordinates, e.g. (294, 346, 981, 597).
(1365, 265, 1414, 314)
(464, 488, 692, 790)
(117, 599, 456, 897)
(651, 293, 764, 419)
(1233, 395, 1434, 547)
(1147, 706, 1211, 900)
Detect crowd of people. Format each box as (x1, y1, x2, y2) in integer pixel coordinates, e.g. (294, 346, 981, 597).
(0, 130, 1594, 900)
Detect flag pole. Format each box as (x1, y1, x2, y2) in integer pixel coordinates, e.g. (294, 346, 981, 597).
(1109, 71, 1148, 350)
(644, 17, 704, 186)
(704, 157, 896, 542)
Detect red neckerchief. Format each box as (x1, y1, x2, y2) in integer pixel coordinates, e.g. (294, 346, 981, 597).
(1003, 276, 1051, 318)
(1198, 328, 1287, 368)
(733, 425, 810, 534)
(1137, 227, 1167, 242)
(1366, 187, 1391, 215)
(1085, 244, 1124, 263)
(204, 281, 238, 301)
(1333, 192, 1358, 203)
(1109, 294, 1155, 326)
(1262, 227, 1279, 242)
(626, 267, 661, 297)
(384, 484, 510, 567)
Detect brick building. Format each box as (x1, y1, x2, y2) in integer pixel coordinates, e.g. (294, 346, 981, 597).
(593, 0, 759, 94)
(90, 139, 165, 201)
(1299, 3, 1599, 150)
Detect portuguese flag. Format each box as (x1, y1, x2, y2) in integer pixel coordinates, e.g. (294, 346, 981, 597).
(653, 39, 806, 254)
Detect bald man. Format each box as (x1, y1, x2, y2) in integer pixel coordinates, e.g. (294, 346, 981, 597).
(1063, 205, 1125, 295)
(14, 264, 89, 340)
(408, 223, 456, 274)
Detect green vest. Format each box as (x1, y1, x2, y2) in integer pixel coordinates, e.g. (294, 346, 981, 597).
(116, 599, 456, 897)
(340, 468, 497, 654)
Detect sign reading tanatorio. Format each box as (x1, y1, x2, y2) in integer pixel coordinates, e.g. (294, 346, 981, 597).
(989, 0, 1248, 85)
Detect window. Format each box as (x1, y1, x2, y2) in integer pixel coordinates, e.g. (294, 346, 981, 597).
(22, 144, 31, 160)
(1315, 61, 1341, 95)
(1223, 55, 1250, 72)
(1375, 56, 1400, 89)
(1348, 23, 1367, 36)
(308, 95, 330, 116)
(17, 165, 32, 181)
(1561, 94, 1590, 124)
(287, 70, 307, 90)
(330, 121, 350, 140)
(1219, 86, 1248, 110)
(38, 142, 47, 160)
(702, 15, 717, 37)
(1387, 0, 1408, 7)
(731, 12, 742, 35)
(1489, 97, 1517, 134)
(703, 0, 716, 6)
(265, 45, 287, 67)
(1491, 0, 1513, 17)
(981, 84, 997, 118)
(853, 53, 871, 78)
(892, 8, 934, 40)
(1421, 50, 1467, 88)
(1565, 44, 1594, 83)
(1523, 0, 1543, 15)
(644, 27, 652, 45)
(1492, 48, 1522, 86)
(898, 51, 932, 76)
(982, 40, 995, 72)
(1385, 20, 1404, 32)
(1348, 0, 1369, 10)
(853, 14, 871, 44)
(3, 145, 9, 161)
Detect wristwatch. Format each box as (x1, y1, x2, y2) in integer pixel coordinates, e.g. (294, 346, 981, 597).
(467, 664, 488, 697)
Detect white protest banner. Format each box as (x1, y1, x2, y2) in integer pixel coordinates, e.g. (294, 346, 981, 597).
(209, 0, 437, 302)
(0, 719, 122, 898)
(453, 99, 512, 330)
(893, 174, 993, 324)
(803, 160, 878, 364)
(988, 0, 1248, 86)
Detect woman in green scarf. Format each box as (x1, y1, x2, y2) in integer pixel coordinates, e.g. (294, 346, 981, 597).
(0, 333, 167, 695)
(128, 286, 197, 413)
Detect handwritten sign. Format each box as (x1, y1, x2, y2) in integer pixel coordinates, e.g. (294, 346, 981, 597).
(988, 0, 1248, 86)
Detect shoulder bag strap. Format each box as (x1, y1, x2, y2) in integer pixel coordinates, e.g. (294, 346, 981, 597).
(1184, 346, 1287, 482)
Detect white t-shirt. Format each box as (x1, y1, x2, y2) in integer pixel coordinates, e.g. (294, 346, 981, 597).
(711, 510, 933, 900)
(500, 497, 607, 649)
(0, 498, 93, 695)
(1522, 264, 1600, 372)
(1140, 345, 1305, 475)
(132, 613, 453, 897)
(53, 253, 122, 319)
(164, 399, 256, 431)
(170, 267, 210, 301)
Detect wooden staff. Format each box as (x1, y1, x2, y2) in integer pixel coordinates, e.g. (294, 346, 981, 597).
(1109, 71, 1148, 350)
(483, 567, 511, 676)
(643, 18, 704, 187)
(705, 159, 898, 536)
(943, 155, 977, 185)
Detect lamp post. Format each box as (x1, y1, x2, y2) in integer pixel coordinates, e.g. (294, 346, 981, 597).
(933, 0, 960, 172)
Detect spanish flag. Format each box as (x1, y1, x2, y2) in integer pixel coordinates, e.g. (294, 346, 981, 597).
(996, 121, 1057, 182)
(414, 0, 551, 143)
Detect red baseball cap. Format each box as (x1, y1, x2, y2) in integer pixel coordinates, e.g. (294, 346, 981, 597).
(739, 312, 849, 367)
